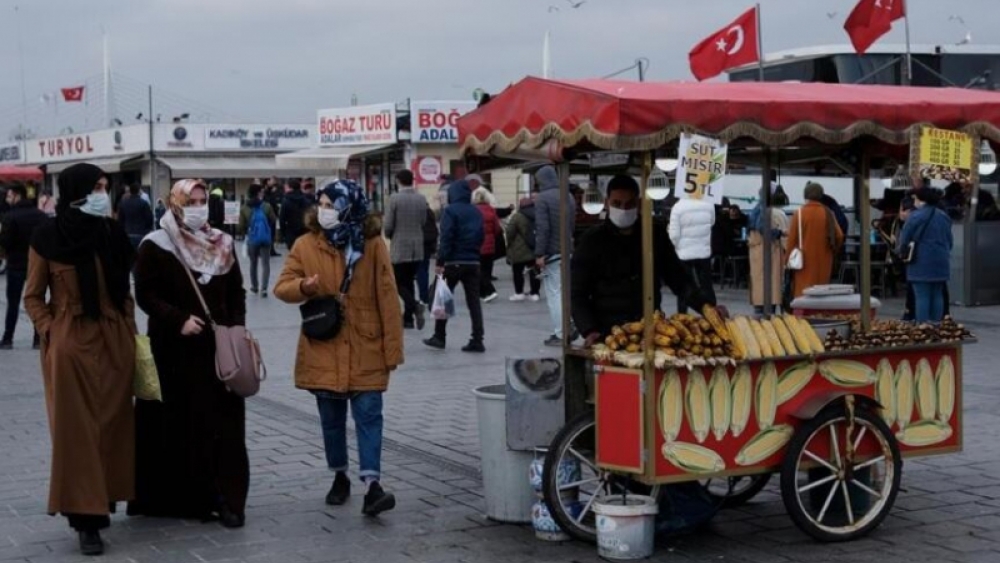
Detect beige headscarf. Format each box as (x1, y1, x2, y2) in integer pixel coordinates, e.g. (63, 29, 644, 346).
(158, 179, 235, 278)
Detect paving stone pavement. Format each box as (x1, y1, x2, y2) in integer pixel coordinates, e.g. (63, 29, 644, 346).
(2, 256, 1000, 562)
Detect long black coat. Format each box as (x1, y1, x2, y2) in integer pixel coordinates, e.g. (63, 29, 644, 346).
(129, 241, 249, 519)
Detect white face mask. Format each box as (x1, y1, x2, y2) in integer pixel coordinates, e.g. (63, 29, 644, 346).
(78, 192, 111, 217)
(608, 206, 638, 229)
(318, 208, 341, 230)
(182, 205, 209, 230)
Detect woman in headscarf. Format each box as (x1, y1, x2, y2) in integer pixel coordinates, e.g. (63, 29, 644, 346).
(129, 179, 249, 528)
(747, 188, 790, 315)
(275, 180, 403, 517)
(786, 182, 845, 298)
(22, 163, 137, 556)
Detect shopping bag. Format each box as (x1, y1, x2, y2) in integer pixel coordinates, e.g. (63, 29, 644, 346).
(431, 274, 455, 320)
(133, 335, 163, 401)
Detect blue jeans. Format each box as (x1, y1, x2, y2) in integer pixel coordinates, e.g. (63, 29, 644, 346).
(315, 392, 384, 481)
(542, 258, 563, 338)
(416, 258, 430, 304)
(911, 281, 945, 323)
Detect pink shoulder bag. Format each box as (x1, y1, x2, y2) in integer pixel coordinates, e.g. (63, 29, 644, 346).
(183, 267, 266, 397)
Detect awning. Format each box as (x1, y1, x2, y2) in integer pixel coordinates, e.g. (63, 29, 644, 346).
(156, 154, 333, 178)
(458, 77, 1000, 154)
(45, 153, 145, 174)
(275, 144, 397, 172)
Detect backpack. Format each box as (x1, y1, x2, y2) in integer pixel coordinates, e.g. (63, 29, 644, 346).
(247, 206, 272, 247)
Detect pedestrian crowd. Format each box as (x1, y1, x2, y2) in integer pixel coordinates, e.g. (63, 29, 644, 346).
(0, 161, 970, 556)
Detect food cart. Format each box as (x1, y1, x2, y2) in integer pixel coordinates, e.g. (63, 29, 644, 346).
(458, 78, 999, 545)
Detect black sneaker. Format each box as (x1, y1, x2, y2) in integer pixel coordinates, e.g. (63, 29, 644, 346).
(261, 291, 268, 299)
(0, 341, 12, 350)
(250, 288, 259, 296)
(414, 303, 426, 331)
(423, 336, 446, 350)
(326, 472, 351, 506)
(461, 341, 485, 353)
(362, 482, 396, 517)
(78, 530, 104, 556)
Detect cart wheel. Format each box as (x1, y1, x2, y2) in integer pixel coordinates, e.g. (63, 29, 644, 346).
(780, 404, 902, 542)
(542, 411, 628, 543)
(701, 473, 773, 508)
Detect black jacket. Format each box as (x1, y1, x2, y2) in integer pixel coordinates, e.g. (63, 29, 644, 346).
(423, 207, 439, 258)
(571, 219, 712, 338)
(208, 194, 226, 230)
(280, 191, 310, 245)
(0, 200, 48, 272)
(117, 195, 153, 237)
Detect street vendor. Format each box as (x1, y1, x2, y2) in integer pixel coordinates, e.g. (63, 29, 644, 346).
(572, 175, 716, 347)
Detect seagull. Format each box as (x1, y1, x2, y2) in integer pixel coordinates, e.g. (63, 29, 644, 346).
(565, 0, 585, 8)
(548, 5, 559, 12)
(948, 15, 966, 26)
(956, 31, 972, 45)
(826, 11, 838, 19)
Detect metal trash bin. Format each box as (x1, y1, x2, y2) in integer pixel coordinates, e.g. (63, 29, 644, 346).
(474, 384, 535, 523)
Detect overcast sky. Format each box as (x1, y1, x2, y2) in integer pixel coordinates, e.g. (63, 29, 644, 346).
(0, 0, 993, 133)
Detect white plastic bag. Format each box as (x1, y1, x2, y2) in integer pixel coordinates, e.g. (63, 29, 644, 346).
(431, 274, 455, 320)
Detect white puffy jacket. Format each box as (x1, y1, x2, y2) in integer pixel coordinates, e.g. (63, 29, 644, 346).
(668, 198, 715, 261)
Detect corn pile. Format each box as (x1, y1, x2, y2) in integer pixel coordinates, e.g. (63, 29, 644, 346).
(727, 315, 825, 359)
(824, 316, 974, 351)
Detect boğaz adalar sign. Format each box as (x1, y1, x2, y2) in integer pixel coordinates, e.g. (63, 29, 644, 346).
(676, 133, 727, 205)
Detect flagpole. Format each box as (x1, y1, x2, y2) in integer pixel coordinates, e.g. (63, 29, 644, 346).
(543, 30, 552, 79)
(902, 0, 912, 85)
(756, 3, 765, 81)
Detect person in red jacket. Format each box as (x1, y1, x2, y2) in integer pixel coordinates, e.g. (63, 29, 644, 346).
(474, 187, 501, 303)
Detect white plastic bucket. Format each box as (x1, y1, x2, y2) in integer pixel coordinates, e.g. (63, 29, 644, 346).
(594, 495, 659, 560)
(473, 385, 535, 523)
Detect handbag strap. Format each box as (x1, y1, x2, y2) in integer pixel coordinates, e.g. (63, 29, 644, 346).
(181, 266, 217, 328)
(796, 208, 803, 250)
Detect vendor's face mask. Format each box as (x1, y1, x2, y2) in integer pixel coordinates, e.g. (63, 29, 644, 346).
(608, 206, 638, 229)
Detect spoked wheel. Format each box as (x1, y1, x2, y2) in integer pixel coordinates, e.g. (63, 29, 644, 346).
(542, 412, 629, 543)
(701, 473, 773, 508)
(780, 403, 902, 542)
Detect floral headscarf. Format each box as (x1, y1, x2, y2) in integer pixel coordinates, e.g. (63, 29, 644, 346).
(319, 179, 369, 290)
(159, 179, 235, 278)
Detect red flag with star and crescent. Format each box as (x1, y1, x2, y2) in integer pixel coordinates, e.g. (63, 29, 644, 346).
(844, 0, 906, 54)
(688, 6, 760, 81)
(61, 86, 85, 102)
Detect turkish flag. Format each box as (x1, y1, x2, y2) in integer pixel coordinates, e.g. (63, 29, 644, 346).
(61, 86, 85, 102)
(844, 0, 906, 54)
(689, 7, 760, 81)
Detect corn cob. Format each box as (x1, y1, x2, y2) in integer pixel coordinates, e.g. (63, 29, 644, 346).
(783, 315, 814, 355)
(874, 358, 897, 428)
(936, 356, 956, 423)
(734, 317, 762, 359)
(749, 319, 774, 358)
(915, 358, 937, 422)
(659, 369, 683, 442)
(771, 317, 800, 355)
(760, 320, 787, 356)
(686, 368, 711, 444)
(726, 319, 748, 360)
(777, 361, 816, 404)
(755, 362, 779, 430)
(709, 366, 731, 441)
(817, 359, 877, 387)
(701, 304, 732, 343)
(735, 424, 794, 466)
(895, 360, 914, 431)
(662, 441, 726, 474)
(730, 364, 753, 438)
(896, 420, 952, 447)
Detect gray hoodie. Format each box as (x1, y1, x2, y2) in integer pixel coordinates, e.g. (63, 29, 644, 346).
(533, 165, 576, 259)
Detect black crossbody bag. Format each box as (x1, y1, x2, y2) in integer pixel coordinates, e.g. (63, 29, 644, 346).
(300, 275, 350, 341)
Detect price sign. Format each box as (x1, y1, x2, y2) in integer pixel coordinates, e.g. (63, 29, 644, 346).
(913, 127, 973, 183)
(676, 133, 728, 205)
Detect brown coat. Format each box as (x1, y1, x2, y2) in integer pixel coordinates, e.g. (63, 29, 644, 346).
(274, 221, 403, 393)
(786, 201, 845, 298)
(22, 249, 137, 516)
(748, 209, 789, 306)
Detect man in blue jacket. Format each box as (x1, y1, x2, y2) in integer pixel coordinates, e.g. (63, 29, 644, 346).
(424, 180, 486, 352)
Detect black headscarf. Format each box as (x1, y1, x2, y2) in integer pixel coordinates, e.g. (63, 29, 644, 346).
(30, 163, 133, 319)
